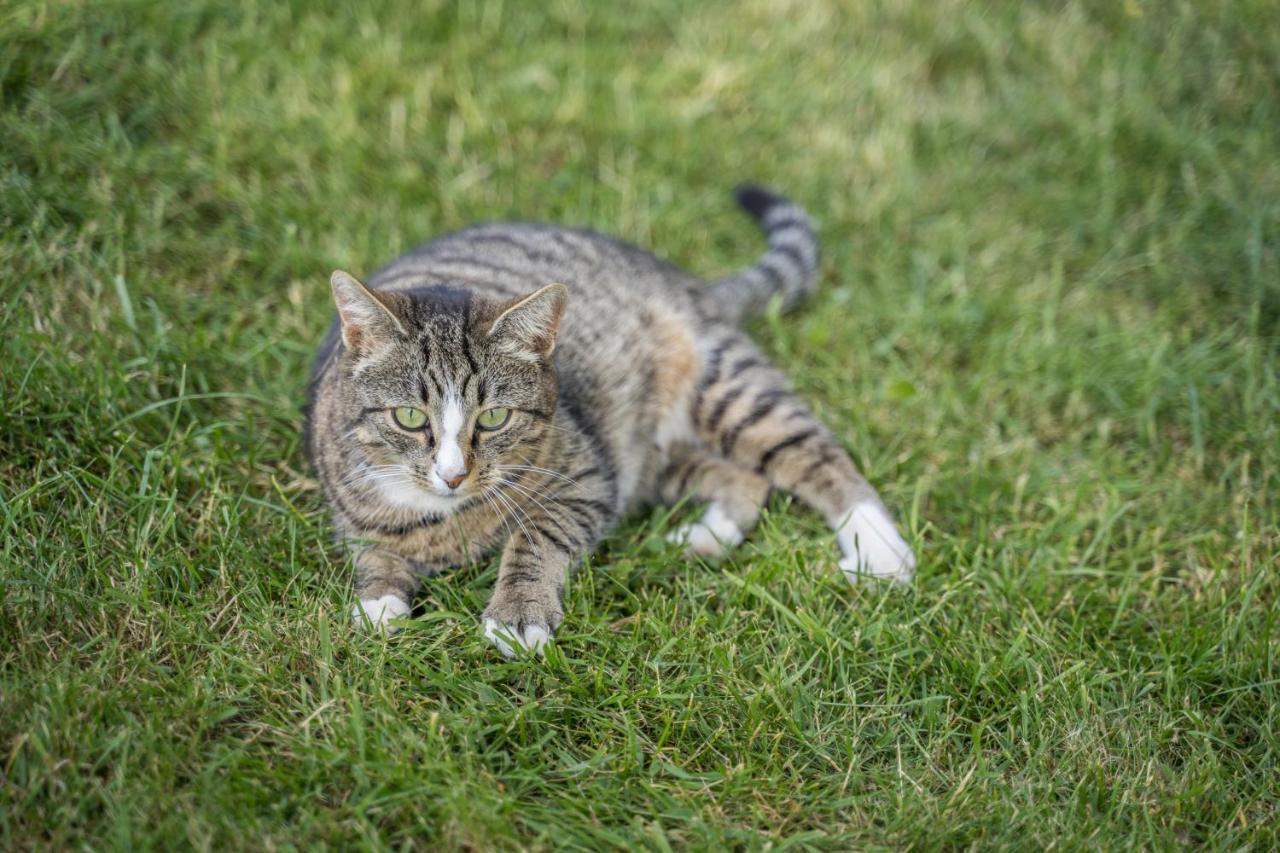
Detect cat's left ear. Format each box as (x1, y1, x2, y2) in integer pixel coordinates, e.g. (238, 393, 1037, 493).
(487, 283, 567, 361)
(330, 270, 406, 355)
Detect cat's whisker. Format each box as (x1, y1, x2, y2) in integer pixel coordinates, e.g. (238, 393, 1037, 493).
(488, 486, 534, 544)
(365, 478, 421, 491)
(478, 487, 516, 542)
(337, 466, 407, 479)
(494, 481, 542, 533)
(493, 473, 569, 503)
(336, 463, 411, 488)
(499, 461, 586, 494)
(493, 477, 569, 521)
(354, 468, 420, 486)
(492, 478, 567, 530)
(497, 463, 581, 489)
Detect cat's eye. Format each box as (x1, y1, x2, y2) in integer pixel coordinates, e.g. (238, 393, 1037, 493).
(392, 407, 428, 430)
(476, 407, 511, 431)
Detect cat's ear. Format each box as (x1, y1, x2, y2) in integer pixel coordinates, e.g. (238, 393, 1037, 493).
(330, 270, 406, 355)
(487, 283, 567, 361)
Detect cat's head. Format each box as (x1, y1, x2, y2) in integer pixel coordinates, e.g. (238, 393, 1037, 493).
(329, 270, 566, 516)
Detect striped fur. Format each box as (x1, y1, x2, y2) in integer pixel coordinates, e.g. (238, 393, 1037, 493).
(705, 185, 820, 324)
(306, 185, 915, 656)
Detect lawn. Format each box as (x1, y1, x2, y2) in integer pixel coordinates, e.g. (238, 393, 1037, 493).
(2, 0, 1278, 848)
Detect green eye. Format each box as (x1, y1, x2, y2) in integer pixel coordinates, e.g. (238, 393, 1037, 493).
(476, 407, 511, 431)
(392, 407, 428, 430)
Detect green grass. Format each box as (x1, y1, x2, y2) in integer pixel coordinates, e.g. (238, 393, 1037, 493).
(2, 0, 1278, 847)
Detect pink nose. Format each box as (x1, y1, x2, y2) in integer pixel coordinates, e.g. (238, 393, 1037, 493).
(443, 471, 467, 490)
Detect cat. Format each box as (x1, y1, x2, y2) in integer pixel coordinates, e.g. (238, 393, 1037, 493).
(306, 185, 916, 657)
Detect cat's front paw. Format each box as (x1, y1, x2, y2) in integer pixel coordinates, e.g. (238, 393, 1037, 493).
(352, 594, 411, 634)
(482, 595, 562, 658)
(837, 502, 916, 585)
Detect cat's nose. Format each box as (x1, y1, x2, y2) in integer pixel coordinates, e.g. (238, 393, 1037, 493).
(443, 471, 468, 490)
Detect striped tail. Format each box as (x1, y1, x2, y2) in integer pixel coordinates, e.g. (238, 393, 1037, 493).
(706, 184, 820, 324)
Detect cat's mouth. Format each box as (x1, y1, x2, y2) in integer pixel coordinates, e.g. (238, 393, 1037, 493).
(426, 473, 478, 499)
(367, 468, 476, 515)
(427, 485, 469, 499)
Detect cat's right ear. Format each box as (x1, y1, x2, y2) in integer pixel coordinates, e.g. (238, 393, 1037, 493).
(330, 270, 406, 355)
(486, 283, 568, 362)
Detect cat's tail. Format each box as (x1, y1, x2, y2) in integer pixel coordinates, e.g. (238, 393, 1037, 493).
(705, 185, 820, 324)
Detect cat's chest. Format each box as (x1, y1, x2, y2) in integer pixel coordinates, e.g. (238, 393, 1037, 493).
(386, 503, 511, 568)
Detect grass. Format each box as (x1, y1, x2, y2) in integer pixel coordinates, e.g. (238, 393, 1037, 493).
(2, 0, 1278, 847)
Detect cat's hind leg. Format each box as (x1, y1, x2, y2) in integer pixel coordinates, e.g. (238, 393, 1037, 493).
(658, 443, 770, 558)
(695, 335, 916, 582)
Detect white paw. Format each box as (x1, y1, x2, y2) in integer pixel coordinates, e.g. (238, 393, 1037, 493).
(483, 617, 552, 659)
(351, 594, 411, 634)
(667, 502, 744, 557)
(836, 502, 916, 584)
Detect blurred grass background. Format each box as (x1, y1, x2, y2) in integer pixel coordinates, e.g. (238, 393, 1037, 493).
(2, 0, 1278, 847)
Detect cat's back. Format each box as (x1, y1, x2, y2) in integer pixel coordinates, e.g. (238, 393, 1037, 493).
(368, 221, 703, 318)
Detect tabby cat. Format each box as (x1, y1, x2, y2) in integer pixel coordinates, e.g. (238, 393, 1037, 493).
(306, 185, 916, 656)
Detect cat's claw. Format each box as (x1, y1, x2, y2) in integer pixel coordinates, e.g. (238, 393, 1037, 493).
(483, 618, 552, 658)
(352, 594, 411, 634)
